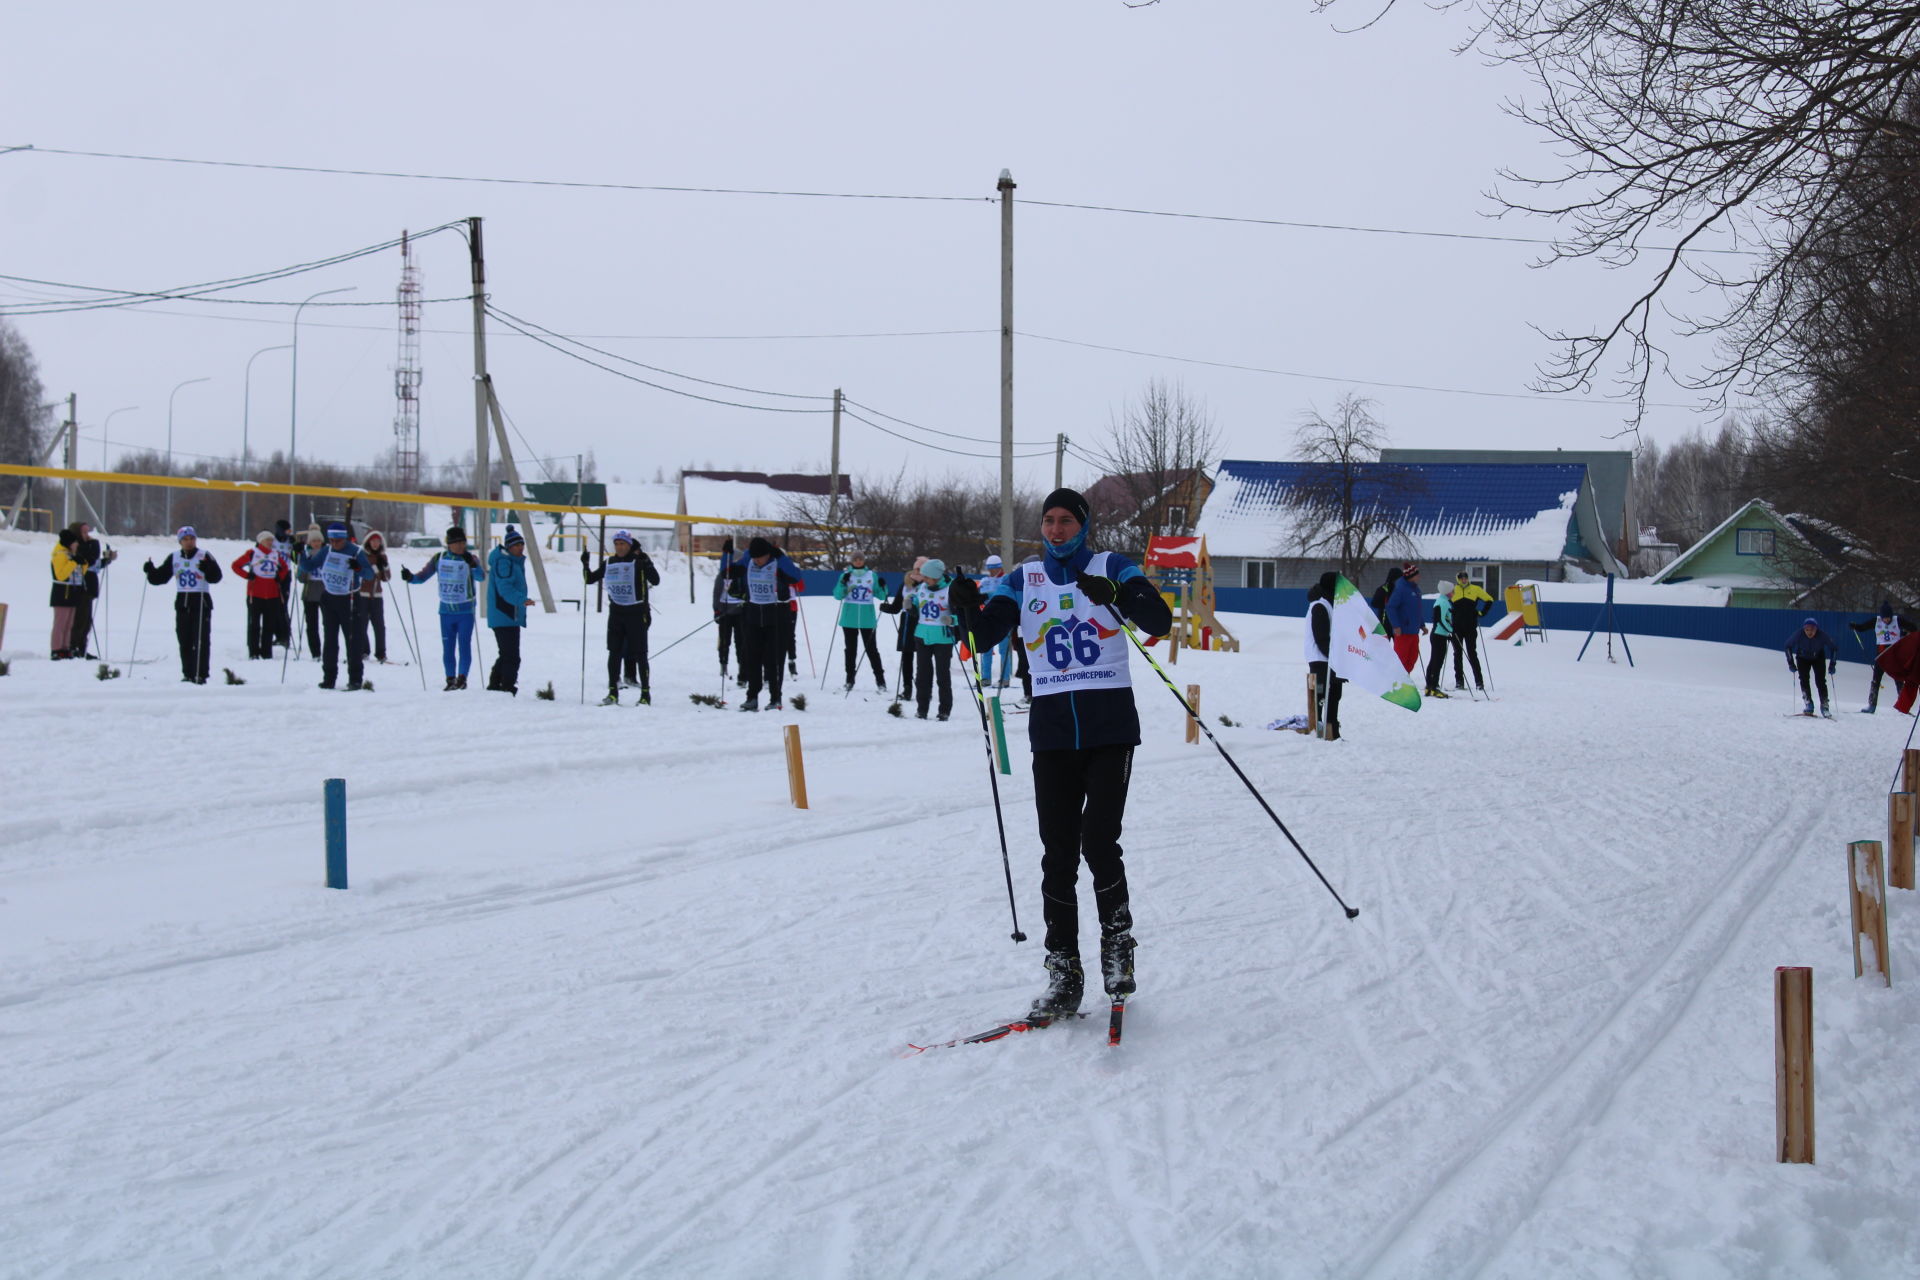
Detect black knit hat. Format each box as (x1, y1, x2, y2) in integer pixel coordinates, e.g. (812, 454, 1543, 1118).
(747, 535, 776, 559)
(445, 524, 467, 543)
(1042, 487, 1090, 528)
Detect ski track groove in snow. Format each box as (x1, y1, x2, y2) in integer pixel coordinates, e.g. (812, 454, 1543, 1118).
(1345, 800, 1822, 1280)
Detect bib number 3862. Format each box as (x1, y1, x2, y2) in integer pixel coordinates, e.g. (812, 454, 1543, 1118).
(1043, 620, 1102, 670)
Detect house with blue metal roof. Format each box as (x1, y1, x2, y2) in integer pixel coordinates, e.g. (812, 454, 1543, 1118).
(1194, 458, 1627, 595)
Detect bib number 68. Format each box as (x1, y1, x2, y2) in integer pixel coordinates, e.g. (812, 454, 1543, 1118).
(1043, 620, 1102, 670)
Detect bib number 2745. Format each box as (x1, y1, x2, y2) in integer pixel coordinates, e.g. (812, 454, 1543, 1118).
(1043, 620, 1101, 670)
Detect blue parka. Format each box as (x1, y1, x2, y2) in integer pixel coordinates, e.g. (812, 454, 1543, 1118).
(487, 546, 530, 628)
(1386, 575, 1426, 635)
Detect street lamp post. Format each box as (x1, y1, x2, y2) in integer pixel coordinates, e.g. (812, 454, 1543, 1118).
(165, 377, 211, 532)
(289, 287, 355, 530)
(100, 405, 137, 533)
(242, 344, 292, 537)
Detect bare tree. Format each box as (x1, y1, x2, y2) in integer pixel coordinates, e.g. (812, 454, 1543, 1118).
(1282, 393, 1420, 583)
(780, 471, 1043, 571)
(0, 319, 50, 520)
(1085, 379, 1220, 555)
(1327, 1, 1920, 425)
(1633, 419, 1755, 551)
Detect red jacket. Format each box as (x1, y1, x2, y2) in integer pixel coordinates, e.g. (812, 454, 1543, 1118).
(1878, 632, 1920, 686)
(232, 547, 291, 600)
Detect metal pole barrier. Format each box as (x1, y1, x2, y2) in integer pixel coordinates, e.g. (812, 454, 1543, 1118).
(324, 778, 349, 890)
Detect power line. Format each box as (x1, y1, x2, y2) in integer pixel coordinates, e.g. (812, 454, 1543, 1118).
(16, 145, 989, 205)
(9, 143, 1759, 256)
(841, 396, 1049, 447)
(1016, 330, 1701, 410)
(485, 308, 835, 415)
(841, 408, 1055, 460)
(485, 304, 833, 400)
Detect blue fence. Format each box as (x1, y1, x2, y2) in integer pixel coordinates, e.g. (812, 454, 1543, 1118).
(1537, 601, 1879, 665)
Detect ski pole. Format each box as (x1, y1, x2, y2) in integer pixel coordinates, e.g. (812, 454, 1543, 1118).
(958, 621, 1027, 944)
(1104, 601, 1361, 919)
(798, 597, 817, 680)
(397, 584, 427, 689)
(128, 576, 148, 674)
(652, 615, 717, 661)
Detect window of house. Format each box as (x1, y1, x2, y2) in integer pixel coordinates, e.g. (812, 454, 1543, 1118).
(1165, 504, 1189, 531)
(1244, 560, 1277, 589)
(1736, 528, 1776, 556)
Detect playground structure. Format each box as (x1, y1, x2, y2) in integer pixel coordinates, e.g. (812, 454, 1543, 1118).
(1142, 535, 1239, 654)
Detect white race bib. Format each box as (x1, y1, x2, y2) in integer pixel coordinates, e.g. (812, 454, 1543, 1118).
(745, 559, 780, 605)
(320, 549, 356, 595)
(844, 568, 876, 604)
(437, 556, 471, 607)
(606, 560, 641, 607)
(175, 550, 210, 594)
(1878, 617, 1902, 647)
(1017, 553, 1132, 698)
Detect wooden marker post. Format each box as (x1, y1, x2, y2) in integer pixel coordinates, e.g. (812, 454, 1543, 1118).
(1906, 748, 1920, 794)
(783, 724, 809, 810)
(1185, 683, 1201, 745)
(1168, 628, 1179, 664)
(1848, 839, 1890, 985)
(1890, 793, 1916, 891)
(1306, 671, 1319, 736)
(1774, 966, 1814, 1164)
(0, 601, 9, 651)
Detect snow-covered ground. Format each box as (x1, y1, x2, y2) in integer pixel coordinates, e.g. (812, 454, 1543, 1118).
(4, 530, 1919, 1279)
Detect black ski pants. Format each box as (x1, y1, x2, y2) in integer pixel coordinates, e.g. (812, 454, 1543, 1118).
(1455, 629, 1483, 687)
(489, 626, 522, 692)
(738, 613, 785, 704)
(1424, 634, 1454, 691)
(1797, 661, 1829, 706)
(897, 629, 920, 701)
(362, 595, 387, 662)
(70, 593, 95, 657)
(1308, 660, 1344, 730)
(174, 595, 214, 682)
(915, 641, 953, 717)
(320, 592, 363, 686)
(716, 613, 744, 677)
(246, 597, 277, 658)
(1032, 745, 1135, 957)
(607, 604, 651, 691)
(842, 625, 885, 685)
(302, 597, 323, 657)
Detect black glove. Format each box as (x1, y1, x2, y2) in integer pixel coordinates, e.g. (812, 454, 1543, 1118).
(580, 551, 591, 568)
(143, 559, 154, 573)
(1075, 571, 1118, 607)
(1829, 661, 1838, 676)
(1787, 658, 1797, 673)
(722, 537, 735, 556)
(948, 575, 983, 617)
(401, 567, 414, 583)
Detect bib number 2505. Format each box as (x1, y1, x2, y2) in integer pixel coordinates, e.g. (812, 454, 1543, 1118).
(1043, 620, 1102, 670)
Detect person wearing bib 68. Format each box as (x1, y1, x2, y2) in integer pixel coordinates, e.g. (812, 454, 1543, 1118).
(401, 525, 486, 690)
(299, 521, 376, 690)
(946, 487, 1172, 1020)
(143, 526, 225, 684)
(582, 530, 662, 705)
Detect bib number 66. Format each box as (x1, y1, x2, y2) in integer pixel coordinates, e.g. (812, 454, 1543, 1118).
(1043, 620, 1102, 670)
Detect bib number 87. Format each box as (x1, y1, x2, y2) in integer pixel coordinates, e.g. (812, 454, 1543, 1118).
(1043, 620, 1102, 670)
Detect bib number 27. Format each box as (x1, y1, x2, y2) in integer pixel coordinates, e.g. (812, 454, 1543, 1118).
(1043, 620, 1102, 670)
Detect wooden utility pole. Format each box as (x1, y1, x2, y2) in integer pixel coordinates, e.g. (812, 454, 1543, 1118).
(1055, 432, 1065, 491)
(468, 216, 491, 546)
(1774, 966, 1814, 1163)
(60, 394, 76, 529)
(829, 387, 843, 532)
(483, 379, 556, 613)
(998, 169, 1016, 568)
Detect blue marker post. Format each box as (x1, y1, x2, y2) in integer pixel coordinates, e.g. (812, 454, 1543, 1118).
(324, 777, 348, 890)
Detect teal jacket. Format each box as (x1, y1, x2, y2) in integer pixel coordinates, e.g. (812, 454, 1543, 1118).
(912, 576, 957, 645)
(487, 547, 530, 628)
(1430, 592, 1456, 639)
(833, 566, 886, 630)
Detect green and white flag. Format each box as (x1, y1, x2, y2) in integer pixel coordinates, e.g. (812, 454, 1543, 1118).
(1327, 575, 1421, 711)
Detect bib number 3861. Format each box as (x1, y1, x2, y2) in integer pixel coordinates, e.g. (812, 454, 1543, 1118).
(1043, 620, 1102, 670)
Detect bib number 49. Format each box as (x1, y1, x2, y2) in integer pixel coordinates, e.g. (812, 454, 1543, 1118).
(1043, 620, 1102, 670)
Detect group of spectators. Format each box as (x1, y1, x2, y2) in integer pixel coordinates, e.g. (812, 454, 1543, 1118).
(1370, 562, 1496, 698)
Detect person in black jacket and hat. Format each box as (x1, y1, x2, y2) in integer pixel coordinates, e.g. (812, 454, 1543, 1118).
(947, 488, 1172, 1020)
(1785, 617, 1838, 717)
(143, 526, 223, 684)
(722, 535, 804, 711)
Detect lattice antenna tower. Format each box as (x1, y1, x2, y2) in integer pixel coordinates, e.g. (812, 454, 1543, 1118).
(392, 230, 423, 494)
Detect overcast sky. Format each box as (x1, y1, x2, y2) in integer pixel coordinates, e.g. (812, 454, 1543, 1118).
(3, 1, 1744, 500)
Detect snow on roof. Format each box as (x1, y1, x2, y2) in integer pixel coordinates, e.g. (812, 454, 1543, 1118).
(1195, 460, 1587, 562)
(680, 475, 806, 528)
(599, 483, 680, 526)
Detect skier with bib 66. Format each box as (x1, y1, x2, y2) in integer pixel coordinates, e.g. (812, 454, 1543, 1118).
(946, 488, 1172, 1022)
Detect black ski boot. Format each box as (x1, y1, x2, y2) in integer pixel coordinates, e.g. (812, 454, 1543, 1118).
(1100, 929, 1136, 998)
(741, 695, 760, 712)
(637, 687, 651, 706)
(455, 674, 468, 690)
(1028, 952, 1084, 1021)
(599, 689, 620, 706)
(443, 677, 458, 692)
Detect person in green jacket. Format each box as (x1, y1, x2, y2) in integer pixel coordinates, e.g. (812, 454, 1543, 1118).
(1423, 580, 1456, 698)
(833, 551, 889, 692)
(911, 557, 958, 720)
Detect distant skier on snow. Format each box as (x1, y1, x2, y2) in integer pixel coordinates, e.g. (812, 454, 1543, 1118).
(143, 526, 223, 685)
(947, 487, 1173, 1022)
(832, 551, 888, 692)
(1850, 600, 1917, 713)
(582, 530, 660, 705)
(722, 536, 804, 712)
(1785, 618, 1838, 717)
(400, 526, 485, 691)
(1304, 571, 1345, 740)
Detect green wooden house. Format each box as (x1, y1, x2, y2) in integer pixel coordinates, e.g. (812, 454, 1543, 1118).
(1650, 499, 1860, 608)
